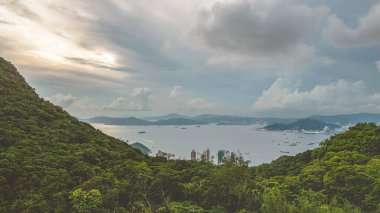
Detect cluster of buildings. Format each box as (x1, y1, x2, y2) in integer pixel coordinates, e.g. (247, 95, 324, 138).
(131, 141, 243, 164)
(190, 148, 241, 164)
(191, 148, 212, 162)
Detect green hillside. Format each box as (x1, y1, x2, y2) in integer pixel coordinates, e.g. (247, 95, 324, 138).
(0, 58, 145, 212)
(0, 57, 379, 212)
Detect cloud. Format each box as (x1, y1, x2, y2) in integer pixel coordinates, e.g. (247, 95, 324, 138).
(46, 93, 76, 107)
(186, 98, 215, 110)
(194, 0, 331, 69)
(377, 60, 380, 72)
(252, 78, 380, 117)
(169, 85, 183, 98)
(196, 0, 329, 55)
(105, 87, 152, 111)
(0, 1, 130, 83)
(323, 3, 380, 48)
(206, 44, 326, 70)
(165, 86, 215, 111)
(46, 93, 96, 110)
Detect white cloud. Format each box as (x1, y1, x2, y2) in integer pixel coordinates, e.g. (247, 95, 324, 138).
(105, 87, 152, 111)
(252, 78, 380, 117)
(169, 85, 183, 98)
(186, 98, 215, 110)
(323, 3, 380, 47)
(165, 86, 215, 111)
(376, 60, 380, 72)
(46, 93, 97, 111)
(46, 93, 76, 107)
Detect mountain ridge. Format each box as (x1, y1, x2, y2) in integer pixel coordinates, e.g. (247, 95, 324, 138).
(85, 112, 380, 126)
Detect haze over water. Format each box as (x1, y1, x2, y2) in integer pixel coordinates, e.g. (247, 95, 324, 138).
(92, 124, 332, 166)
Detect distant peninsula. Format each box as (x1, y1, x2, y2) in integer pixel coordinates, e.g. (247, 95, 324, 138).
(263, 118, 340, 132)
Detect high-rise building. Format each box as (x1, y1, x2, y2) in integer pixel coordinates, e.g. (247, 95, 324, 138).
(217, 150, 226, 164)
(201, 148, 211, 162)
(191, 149, 196, 161)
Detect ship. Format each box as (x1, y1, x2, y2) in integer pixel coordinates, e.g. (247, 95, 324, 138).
(301, 129, 323, 134)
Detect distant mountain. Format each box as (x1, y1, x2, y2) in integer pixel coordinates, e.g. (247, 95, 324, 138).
(264, 118, 340, 131)
(154, 118, 207, 125)
(143, 113, 189, 121)
(87, 112, 380, 126)
(87, 116, 152, 125)
(87, 116, 206, 125)
(309, 113, 380, 125)
(192, 114, 254, 124)
(193, 114, 297, 125)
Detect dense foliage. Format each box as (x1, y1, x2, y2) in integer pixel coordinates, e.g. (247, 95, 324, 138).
(0, 57, 379, 212)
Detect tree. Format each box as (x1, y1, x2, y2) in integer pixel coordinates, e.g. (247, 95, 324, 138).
(261, 187, 292, 213)
(70, 188, 102, 213)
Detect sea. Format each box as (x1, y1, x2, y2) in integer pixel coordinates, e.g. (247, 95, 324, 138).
(91, 123, 334, 166)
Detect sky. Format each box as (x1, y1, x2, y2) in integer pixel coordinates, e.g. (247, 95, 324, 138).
(1, 0, 380, 118)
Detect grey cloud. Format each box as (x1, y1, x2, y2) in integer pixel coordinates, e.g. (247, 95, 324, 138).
(323, 3, 380, 48)
(0, 0, 40, 21)
(0, 20, 13, 25)
(196, 0, 329, 56)
(71, 1, 183, 72)
(64, 57, 118, 70)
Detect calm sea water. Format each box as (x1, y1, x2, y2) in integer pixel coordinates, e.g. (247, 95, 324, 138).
(91, 124, 333, 166)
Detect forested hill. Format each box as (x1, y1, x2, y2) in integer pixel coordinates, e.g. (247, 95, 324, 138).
(0, 58, 145, 212)
(1, 57, 380, 212)
(264, 118, 339, 131)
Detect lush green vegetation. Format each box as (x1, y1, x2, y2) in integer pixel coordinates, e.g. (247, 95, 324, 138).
(0, 57, 379, 212)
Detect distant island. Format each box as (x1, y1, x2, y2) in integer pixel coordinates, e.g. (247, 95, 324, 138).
(263, 118, 340, 132)
(130, 142, 151, 155)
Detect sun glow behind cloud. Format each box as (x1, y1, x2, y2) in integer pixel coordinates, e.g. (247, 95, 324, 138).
(0, 1, 123, 82)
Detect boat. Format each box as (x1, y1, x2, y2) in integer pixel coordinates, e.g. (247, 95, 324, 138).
(302, 129, 323, 134)
(138, 131, 146, 134)
(289, 143, 297, 146)
(308, 142, 316, 145)
(181, 127, 187, 130)
(280, 151, 289, 154)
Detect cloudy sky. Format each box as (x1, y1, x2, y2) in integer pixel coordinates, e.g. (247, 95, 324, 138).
(1, 0, 380, 118)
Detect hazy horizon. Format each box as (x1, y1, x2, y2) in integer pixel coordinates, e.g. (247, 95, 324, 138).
(1, 0, 380, 118)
